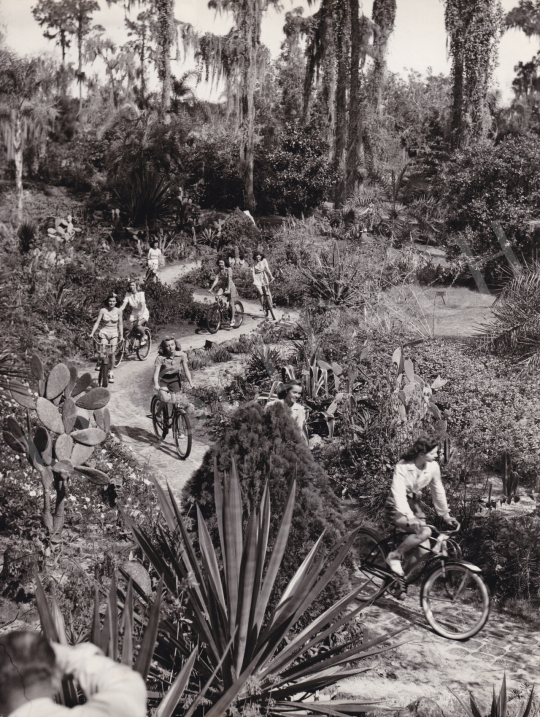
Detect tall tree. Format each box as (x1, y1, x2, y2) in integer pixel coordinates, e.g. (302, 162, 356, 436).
(445, 0, 504, 148)
(32, 0, 73, 95)
(125, 9, 156, 106)
(67, 0, 102, 107)
(85, 31, 136, 108)
(0, 52, 54, 222)
(198, 0, 280, 212)
(370, 0, 396, 114)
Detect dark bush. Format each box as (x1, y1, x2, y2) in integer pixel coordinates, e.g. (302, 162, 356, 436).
(111, 168, 176, 228)
(182, 401, 349, 608)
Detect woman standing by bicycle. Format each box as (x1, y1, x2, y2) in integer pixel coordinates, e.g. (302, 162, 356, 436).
(152, 336, 194, 435)
(384, 434, 458, 577)
(252, 252, 274, 313)
(209, 258, 237, 329)
(89, 293, 123, 384)
(118, 280, 149, 346)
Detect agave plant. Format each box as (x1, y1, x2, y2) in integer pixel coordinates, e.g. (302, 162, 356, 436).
(299, 241, 365, 308)
(3, 354, 112, 537)
(452, 674, 535, 717)
(122, 459, 403, 717)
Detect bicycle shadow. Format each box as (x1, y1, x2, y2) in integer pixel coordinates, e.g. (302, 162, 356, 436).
(113, 425, 180, 460)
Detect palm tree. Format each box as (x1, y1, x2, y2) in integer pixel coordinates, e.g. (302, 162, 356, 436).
(0, 51, 55, 222)
(370, 0, 397, 114)
(198, 0, 280, 213)
(32, 0, 73, 95)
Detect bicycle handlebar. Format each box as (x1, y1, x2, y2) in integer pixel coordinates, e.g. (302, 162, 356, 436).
(425, 522, 461, 535)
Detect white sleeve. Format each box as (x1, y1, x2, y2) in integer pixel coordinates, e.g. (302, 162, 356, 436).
(52, 643, 146, 717)
(429, 462, 450, 518)
(390, 464, 416, 523)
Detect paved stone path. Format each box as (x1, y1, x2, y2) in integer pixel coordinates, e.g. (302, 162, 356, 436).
(335, 583, 539, 711)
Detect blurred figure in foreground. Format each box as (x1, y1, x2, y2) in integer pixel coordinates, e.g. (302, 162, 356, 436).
(0, 631, 146, 717)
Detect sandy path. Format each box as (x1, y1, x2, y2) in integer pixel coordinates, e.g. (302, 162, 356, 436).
(107, 261, 291, 500)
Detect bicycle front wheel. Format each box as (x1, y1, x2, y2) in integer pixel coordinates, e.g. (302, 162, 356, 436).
(207, 305, 221, 334)
(151, 396, 165, 439)
(98, 361, 108, 388)
(136, 330, 151, 361)
(173, 410, 192, 459)
(232, 301, 244, 329)
(351, 528, 389, 600)
(421, 563, 490, 640)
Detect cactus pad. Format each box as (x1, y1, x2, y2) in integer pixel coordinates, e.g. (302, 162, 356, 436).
(10, 388, 36, 410)
(75, 388, 110, 410)
(34, 427, 53, 465)
(94, 408, 110, 433)
(71, 443, 94, 465)
(74, 415, 90, 430)
(65, 365, 78, 398)
(38, 380, 46, 397)
(31, 354, 45, 381)
(55, 433, 73, 462)
(46, 363, 71, 400)
(71, 427, 107, 446)
(404, 359, 415, 383)
(3, 431, 26, 454)
(62, 398, 78, 433)
(53, 461, 74, 477)
(71, 372, 92, 397)
(7, 417, 24, 440)
(74, 466, 109, 485)
(36, 398, 65, 435)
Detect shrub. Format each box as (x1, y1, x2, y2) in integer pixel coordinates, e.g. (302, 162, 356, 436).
(111, 167, 176, 228)
(182, 401, 349, 608)
(436, 135, 540, 278)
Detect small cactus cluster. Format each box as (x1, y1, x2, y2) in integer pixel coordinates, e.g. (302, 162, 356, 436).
(4, 354, 111, 538)
(391, 346, 448, 451)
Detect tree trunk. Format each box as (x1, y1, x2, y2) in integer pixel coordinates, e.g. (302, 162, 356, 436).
(333, 2, 350, 207)
(346, 0, 363, 197)
(370, 0, 396, 115)
(157, 0, 173, 117)
(13, 109, 23, 224)
(450, 49, 464, 148)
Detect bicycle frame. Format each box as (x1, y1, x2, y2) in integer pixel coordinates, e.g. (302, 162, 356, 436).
(93, 336, 123, 360)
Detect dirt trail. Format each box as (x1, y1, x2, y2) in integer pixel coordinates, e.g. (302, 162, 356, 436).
(106, 260, 292, 500)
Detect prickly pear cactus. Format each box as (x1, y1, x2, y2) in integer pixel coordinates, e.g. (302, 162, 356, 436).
(3, 354, 112, 538)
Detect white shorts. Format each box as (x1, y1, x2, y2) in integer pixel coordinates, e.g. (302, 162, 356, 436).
(98, 327, 118, 341)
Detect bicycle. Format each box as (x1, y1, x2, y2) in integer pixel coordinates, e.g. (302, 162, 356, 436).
(120, 324, 152, 362)
(260, 283, 276, 321)
(206, 291, 244, 334)
(150, 390, 192, 459)
(352, 523, 490, 640)
(93, 337, 124, 388)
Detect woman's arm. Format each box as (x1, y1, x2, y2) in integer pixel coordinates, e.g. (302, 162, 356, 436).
(153, 361, 162, 391)
(89, 309, 104, 337)
(429, 462, 451, 519)
(182, 353, 194, 388)
(118, 297, 128, 312)
(118, 312, 123, 340)
(264, 259, 274, 282)
(209, 275, 218, 292)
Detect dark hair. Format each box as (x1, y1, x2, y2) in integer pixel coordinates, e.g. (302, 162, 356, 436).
(128, 279, 140, 291)
(0, 631, 56, 696)
(158, 336, 176, 356)
(103, 293, 118, 308)
(253, 251, 265, 260)
(216, 257, 229, 268)
(277, 380, 302, 400)
(152, 239, 159, 246)
(400, 435, 438, 462)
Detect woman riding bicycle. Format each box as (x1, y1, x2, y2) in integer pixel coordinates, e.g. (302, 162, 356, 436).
(385, 434, 458, 577)
(147, 240, 162, 279)
(252, 251, 274, 313)
(153, 337, 194, 436)
(89, 293, 123, 384)
(118, 279, 149, 346)
(209, 258, 237, 329)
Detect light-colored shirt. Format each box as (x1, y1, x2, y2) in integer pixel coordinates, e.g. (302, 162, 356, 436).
(10, 642, 146, 717)
(390, 460, 450, 522)
(120, 291, 149, 322)
(147, 248, 162, 265)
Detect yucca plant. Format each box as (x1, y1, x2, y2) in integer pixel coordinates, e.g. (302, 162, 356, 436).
(3, 354, 112, 536)
(452, 674, 535, 717)
(480, 262, 540, 370)
(299, 241, 365, 308)
(123, 459, 403, 717)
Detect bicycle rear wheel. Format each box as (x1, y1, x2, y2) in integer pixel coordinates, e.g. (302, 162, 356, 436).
(207, 305, 221, 334)
(98, 361, 108, 388)
(351, 528, 389, 599)
(114, 342, 124, 368)
(136, 329, 151, 361)
(232, 301, 244, 329)
(151, 396, 165, 439)
(263, 290, 276, 320)
(421, 562, 490, 640)
(173, 409, 192, 459)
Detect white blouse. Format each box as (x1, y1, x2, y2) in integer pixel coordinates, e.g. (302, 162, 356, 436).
(390, 460, 450, 522)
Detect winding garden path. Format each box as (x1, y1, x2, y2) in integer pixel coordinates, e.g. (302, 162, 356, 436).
(103, 264, 538, 710)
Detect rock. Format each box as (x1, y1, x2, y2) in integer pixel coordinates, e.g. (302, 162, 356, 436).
(309, 435, 323, 450)
(122, 561, 152, 596)
(399, 697, 445, 717)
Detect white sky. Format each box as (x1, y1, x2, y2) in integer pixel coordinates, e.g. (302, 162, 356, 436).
(1, 0, 538, 104)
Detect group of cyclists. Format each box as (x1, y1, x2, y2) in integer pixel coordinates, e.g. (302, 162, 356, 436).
(90, 241, 458, 579)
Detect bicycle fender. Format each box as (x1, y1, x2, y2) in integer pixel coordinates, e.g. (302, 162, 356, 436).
(451, 560, 483, 573)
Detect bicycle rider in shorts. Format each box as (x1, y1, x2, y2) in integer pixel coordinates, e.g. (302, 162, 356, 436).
(89, 293, 123, 384)
(384, 434, 458, 577)
(153, 337, 194, 437)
